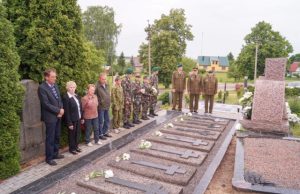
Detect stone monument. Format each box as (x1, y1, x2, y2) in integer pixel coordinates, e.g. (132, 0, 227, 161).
(20, 80, 46, 163)
(240, 58, 289, 134)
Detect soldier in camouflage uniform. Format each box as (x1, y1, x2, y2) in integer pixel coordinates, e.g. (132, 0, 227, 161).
(141, 76, 152, 120)
(121, 68, 135, 129)
(132, 73, 143, 124)
(149, 67, 159, 117)
(111, 76, 123, 133)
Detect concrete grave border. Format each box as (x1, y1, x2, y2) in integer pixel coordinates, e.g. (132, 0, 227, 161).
(232, 137, 300, 194)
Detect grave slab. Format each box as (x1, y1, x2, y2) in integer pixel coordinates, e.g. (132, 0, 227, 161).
(131, 142, 207, 166)
(147, 133, 214, 152)
(160, 127, 220, 140)
(77, 168, 183, 194)
(108, 153, 196, 186)
(181, 116, 229, 126)
(173, 122, 225, 132)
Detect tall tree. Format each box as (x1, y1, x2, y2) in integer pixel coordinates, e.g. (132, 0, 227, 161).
(227, 52, 242, 81)
(235, 21, 293, 79)
(4, 0, 104, 94)
(115, 51, 126, 75)
(82, 6, 121, 65)
(139, 9, 193, 87)
(0, 2, 24, 179)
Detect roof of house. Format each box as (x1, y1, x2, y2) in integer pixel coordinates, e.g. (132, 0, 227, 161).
(197, 56, 229, 67)
(290, 62, 299, 72)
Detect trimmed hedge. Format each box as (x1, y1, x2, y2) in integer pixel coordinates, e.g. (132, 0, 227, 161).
(0, 4, 24, 179)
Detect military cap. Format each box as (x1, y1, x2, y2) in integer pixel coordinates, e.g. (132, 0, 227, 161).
(152, 66, 160, 72)
(126, 67, 133, 74)
(177, 63, 183, 68)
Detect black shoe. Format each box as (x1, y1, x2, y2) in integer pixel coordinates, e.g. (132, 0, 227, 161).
(141, 117, 150, 120)
(178, 109, 182, 112)
(104, 133, 112, 137)
(70, 150, 78, 155)
(46, 160, 57, 166)
(150, 110, 158, 116)
(75, 148, 82, 152)
(133, 120, 139, 124)
(99, 136, 107, 140)
(128, 123, 135, 127)
(148, 114, 154, 118)
(123, 124, 130, 129)
(194, 111, 198, 113)
(53, 154, 64, 159)
(172, 108, 176, 111)
(137, 120, 142, 124)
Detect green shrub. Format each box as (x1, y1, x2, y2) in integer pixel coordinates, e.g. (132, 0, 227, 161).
(247, 85, 255, 93)
(217, 90, 223, 100)
(285, 88, 300, 98)
(158, 91, 170, 105)
(0, 4, 24, 179)
(288, 97, 300, 116)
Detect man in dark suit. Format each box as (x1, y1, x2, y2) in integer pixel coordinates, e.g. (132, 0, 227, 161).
(38, 68, 64, 166)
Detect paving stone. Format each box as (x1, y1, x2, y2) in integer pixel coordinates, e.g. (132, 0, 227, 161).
(108, 153, 196, 186)
(160, 127, 221, 140)
(147, 133, 214, 152)
(77, 168, 183, 194)
(131, 142, 207, 166)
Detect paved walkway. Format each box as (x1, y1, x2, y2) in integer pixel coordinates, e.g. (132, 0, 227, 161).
(0, 105, 241, 194)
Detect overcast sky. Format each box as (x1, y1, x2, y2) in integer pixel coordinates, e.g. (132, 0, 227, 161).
(78, 0, 300, 59)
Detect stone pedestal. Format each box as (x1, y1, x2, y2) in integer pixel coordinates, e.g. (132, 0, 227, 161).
(20, 80, 45, 163)
(240, 58, 289, 134)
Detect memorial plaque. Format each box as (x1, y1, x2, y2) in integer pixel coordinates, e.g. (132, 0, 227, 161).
(131, 143, 207, 166)
(187, 115, 229, 124)
(148, 134, 214, 152)
(77, 168, 183, 194)
(108, 153, 196, 186)
(160, 127, 220, 140)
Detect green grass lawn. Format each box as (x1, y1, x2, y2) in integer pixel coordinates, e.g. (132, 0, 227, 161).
(292, 124, 300, 137)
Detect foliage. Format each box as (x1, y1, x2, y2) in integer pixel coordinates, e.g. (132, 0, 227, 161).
(139, 9, 193, 88)
(82, 6, 121, 65)
(285, 87, 300, 98)
(217, 90, 223, 100)
(182, 57, 197, 74)
(4, 0, 105, 95)
(235, 21, 293, 80)
(113, 52, 126, 75)
(158, 91, 170, 105)
(0, 3, 24, 179)
(288, 97, 300, 117)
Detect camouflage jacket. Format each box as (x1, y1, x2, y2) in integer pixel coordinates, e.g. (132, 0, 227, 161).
(141, 82, 152, 99)
(132, 80, 142, 101)
(121, 75, 133, 102)
(111, 85, 124, 110)
(150, 74, 159, 95)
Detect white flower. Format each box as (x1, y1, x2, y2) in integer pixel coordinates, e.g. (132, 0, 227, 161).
(167, 123, 174, 128)
(244, 106, 252, 111)
(104, 169, 114, 179)
(115, 156, 121, 162)
(238, 97, 245, 103)
(122, 153, 130, 160)
(187, 112, 192, 117)
(235, 123, 241, 130)
(180, 117, 184, 122)
(84, 175, 90, 181)
(155, 130, 163, 137)
(139, 140, 152, 149)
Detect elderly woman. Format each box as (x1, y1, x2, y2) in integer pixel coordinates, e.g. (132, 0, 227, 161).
(81, 84, 101, 146)
(62, 81, 83, 155)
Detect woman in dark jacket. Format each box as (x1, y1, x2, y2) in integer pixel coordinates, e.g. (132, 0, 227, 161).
(62, 81, 83, 155)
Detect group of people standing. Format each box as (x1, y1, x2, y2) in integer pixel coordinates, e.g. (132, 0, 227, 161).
(38, 67, 159, 166)
(172, 64, 218, 114)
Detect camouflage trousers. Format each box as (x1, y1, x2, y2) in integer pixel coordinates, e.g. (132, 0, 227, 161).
(133, 101, 142, 121)
(112, 107, 122, 129)
(123, 102, 132, 124)
(149, 95, 158, 111)
(141, 97, 150, 118)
